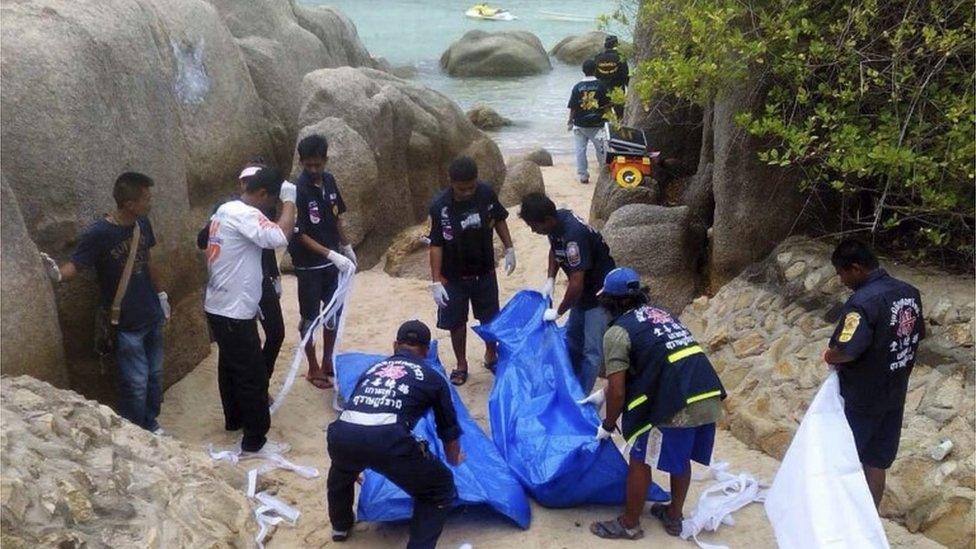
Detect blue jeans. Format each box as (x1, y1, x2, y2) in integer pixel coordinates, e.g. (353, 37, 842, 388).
(566, 305, 609, 394)
(115, 320, 164, 431)
(573, 126, 605, 181)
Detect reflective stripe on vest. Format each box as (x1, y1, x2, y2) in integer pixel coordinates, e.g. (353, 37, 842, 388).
(339, 410, 398, 426)
(667, 344, 703, 363)
(626, 422, 653, 445)
(686, 389, 723, 405)
(627, 394, 648, 411)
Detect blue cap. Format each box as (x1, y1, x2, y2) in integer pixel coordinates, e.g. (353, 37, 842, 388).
(598, 267, 642, 296)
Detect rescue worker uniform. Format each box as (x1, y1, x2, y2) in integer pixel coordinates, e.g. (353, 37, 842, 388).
(428, 182, 508, 330)
(593, 47, 629, 118)
(606, 303, 725, 473)
(829, 269, 923, 469)
(326, 335, 461, 548)
(547, 209, 615, 393)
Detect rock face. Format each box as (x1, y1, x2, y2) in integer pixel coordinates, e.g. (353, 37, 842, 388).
(296, 67, 506, 267)
(603, 204, 706, 312)
(510, 147, 553, 167)
(681, 237, 975, 548)
(467, 104, 513, 130)
(550, 31, 608, 65)
(499, 161, 545, 207)
(0, 0, 374, 404)
(440, 30, 552, 77)
(0, 376, 255, 547)
(590, 169, 658, 226)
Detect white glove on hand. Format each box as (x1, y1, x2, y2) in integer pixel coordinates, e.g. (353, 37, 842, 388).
(158, 292, 171, 320)
(577, 388, 606, 407)
(341, 244, 358, 266)
(540, 277, 555, 299)
(327, 250, 355, 274)
(503, 247, 516, 276)
(279, 181, 297, 204)
(40, 252, 61, 283)
(543, 308, 559, 321)
(596, 423, 613, 441)
(431, 282, 450, 309)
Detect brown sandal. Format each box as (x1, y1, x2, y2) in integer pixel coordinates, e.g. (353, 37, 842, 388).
(306, 374, 333, 390)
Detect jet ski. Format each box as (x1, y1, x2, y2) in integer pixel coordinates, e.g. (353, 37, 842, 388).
(465, 4, 517, 21)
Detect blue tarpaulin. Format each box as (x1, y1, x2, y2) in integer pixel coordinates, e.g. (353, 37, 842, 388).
(335, 342, 531, 529)
(474, 290, 670, 506)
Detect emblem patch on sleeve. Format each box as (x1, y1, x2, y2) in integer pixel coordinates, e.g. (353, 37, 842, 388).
(838, 312, 861, 343)
(566, 241, 581, 267)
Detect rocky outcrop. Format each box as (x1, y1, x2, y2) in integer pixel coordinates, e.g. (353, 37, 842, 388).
(550, 31, 608, 65)
(603, 204, 706, 312)
(590, 169, 658, 226)
(467, 104, 513, 130)
(296, 67, 506, 267)
(681, 237, 975, 548)
(0, 376, 255, 547)
(510, 147, 553, 167)
(440, 30, 552, 77)
(499, 161, 545, 207)
(0, 0, 375, 404)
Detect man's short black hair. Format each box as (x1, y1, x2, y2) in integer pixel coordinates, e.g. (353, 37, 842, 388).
(113, 172, 154, 208)
(519, 192, 557, 223)
(297, 134, 328, 161)
(831, 238, 880, 270)
(605, 35, 618, 49)
(582, 59, 597, 76)
(244, 166, 284, 197)
(449, 156, 478, 183)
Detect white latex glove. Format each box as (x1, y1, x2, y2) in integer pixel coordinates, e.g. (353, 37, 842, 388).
(40, 252, 61, 283)
(503, 247, 516, 276)
(279, 180, 297, 204)
(158, 292, 171, 320)
(341, 244, 358, 266)
(327, 250, 355, 274)
(596, 423, 613, 441)
(543, 308, 559, 322)
(540, 277, 555, 299)
(431, 282, 450, 309)
(272, 277, 282, 298)
(577, 388, 606, 407)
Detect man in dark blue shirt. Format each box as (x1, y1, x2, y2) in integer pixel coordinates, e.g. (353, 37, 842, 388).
(518, 192, 616, 393)
(823, 239, 924, 508)
(326, 320, 463, 548)
(288, 135, 357, 390)
(428, 156, 515, 386)
(592, 35, 630, 118)
(567, 59, 610, 184)
(40, 172, 168, 433)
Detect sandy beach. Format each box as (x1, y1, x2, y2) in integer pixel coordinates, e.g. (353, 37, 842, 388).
(158, 157, 937, 548)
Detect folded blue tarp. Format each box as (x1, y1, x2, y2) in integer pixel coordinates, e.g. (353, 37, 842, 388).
(474, 290, 669, 506)
(335, 342, 531, 529)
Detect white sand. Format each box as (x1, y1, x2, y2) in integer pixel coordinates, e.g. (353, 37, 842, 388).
(158, 159, 937, 548)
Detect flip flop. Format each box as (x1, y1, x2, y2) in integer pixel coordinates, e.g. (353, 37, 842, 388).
(450, 369, 468, 386)
(649, 503, 683, 536)
(589, 518, 644, 540)
(306, 374, 333, 390)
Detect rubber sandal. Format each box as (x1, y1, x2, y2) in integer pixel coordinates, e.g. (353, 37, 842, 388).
(306, 374, 333, 390)
(589, 517, 644, 540)
(649, 503, 683, 536)
(450, 369, 468, 386)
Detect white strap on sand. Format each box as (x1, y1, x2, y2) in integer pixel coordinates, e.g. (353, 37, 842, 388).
(680, 461, 767, 549)
(270, 268, 354, 415)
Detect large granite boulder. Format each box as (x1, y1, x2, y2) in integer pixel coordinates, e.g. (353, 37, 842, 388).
(602, 204, 706, 312)
(466, 104, 512, 130)
(510, 147, 553, 167)
(440, 30, 552, 77)
(296, 67, 505, 267)
(590, 169, 658, 226)
(499, 160, 545, 207)
(0, 376, 256, 547)
(550, 31, 609, 65)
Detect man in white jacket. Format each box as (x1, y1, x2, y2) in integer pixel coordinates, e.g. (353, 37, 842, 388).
(203, 166, 297, 456)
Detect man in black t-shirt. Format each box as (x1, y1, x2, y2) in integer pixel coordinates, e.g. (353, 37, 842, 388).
(568, 59, 610, 184)
(593, 35, 630, 118)
(428, 156, 515, 386)
(40, 172, 169, 433)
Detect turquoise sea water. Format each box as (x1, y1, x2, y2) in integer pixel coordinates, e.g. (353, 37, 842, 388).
(305, 0, 620, 156)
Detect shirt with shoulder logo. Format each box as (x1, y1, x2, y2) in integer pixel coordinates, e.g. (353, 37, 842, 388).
(547, 209, 615, 308)
(427, 182, 508, 280)
(568, 78, 610, 128)
(288, 170, 347, 270)
(829, 269, 924, 412)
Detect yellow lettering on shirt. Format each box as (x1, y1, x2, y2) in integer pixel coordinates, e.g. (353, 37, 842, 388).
(838, 312, 861, 343)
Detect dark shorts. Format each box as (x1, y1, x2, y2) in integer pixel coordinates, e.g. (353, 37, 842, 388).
(631, 423, 716, 475)
(296, 266, 341, 333)
(844, 406, 904, 469)
(436, 272, 500, 330)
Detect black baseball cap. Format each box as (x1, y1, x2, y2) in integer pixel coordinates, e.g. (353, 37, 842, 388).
(396, 320, 431, 346)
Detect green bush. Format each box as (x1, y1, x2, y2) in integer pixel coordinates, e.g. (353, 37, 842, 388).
(616, 0, 974, 267)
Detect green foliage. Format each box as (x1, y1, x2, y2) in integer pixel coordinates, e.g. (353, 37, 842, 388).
(628, 0, 975, 266)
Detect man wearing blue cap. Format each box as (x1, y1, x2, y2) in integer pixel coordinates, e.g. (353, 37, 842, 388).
(586, 267, 725, 540)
